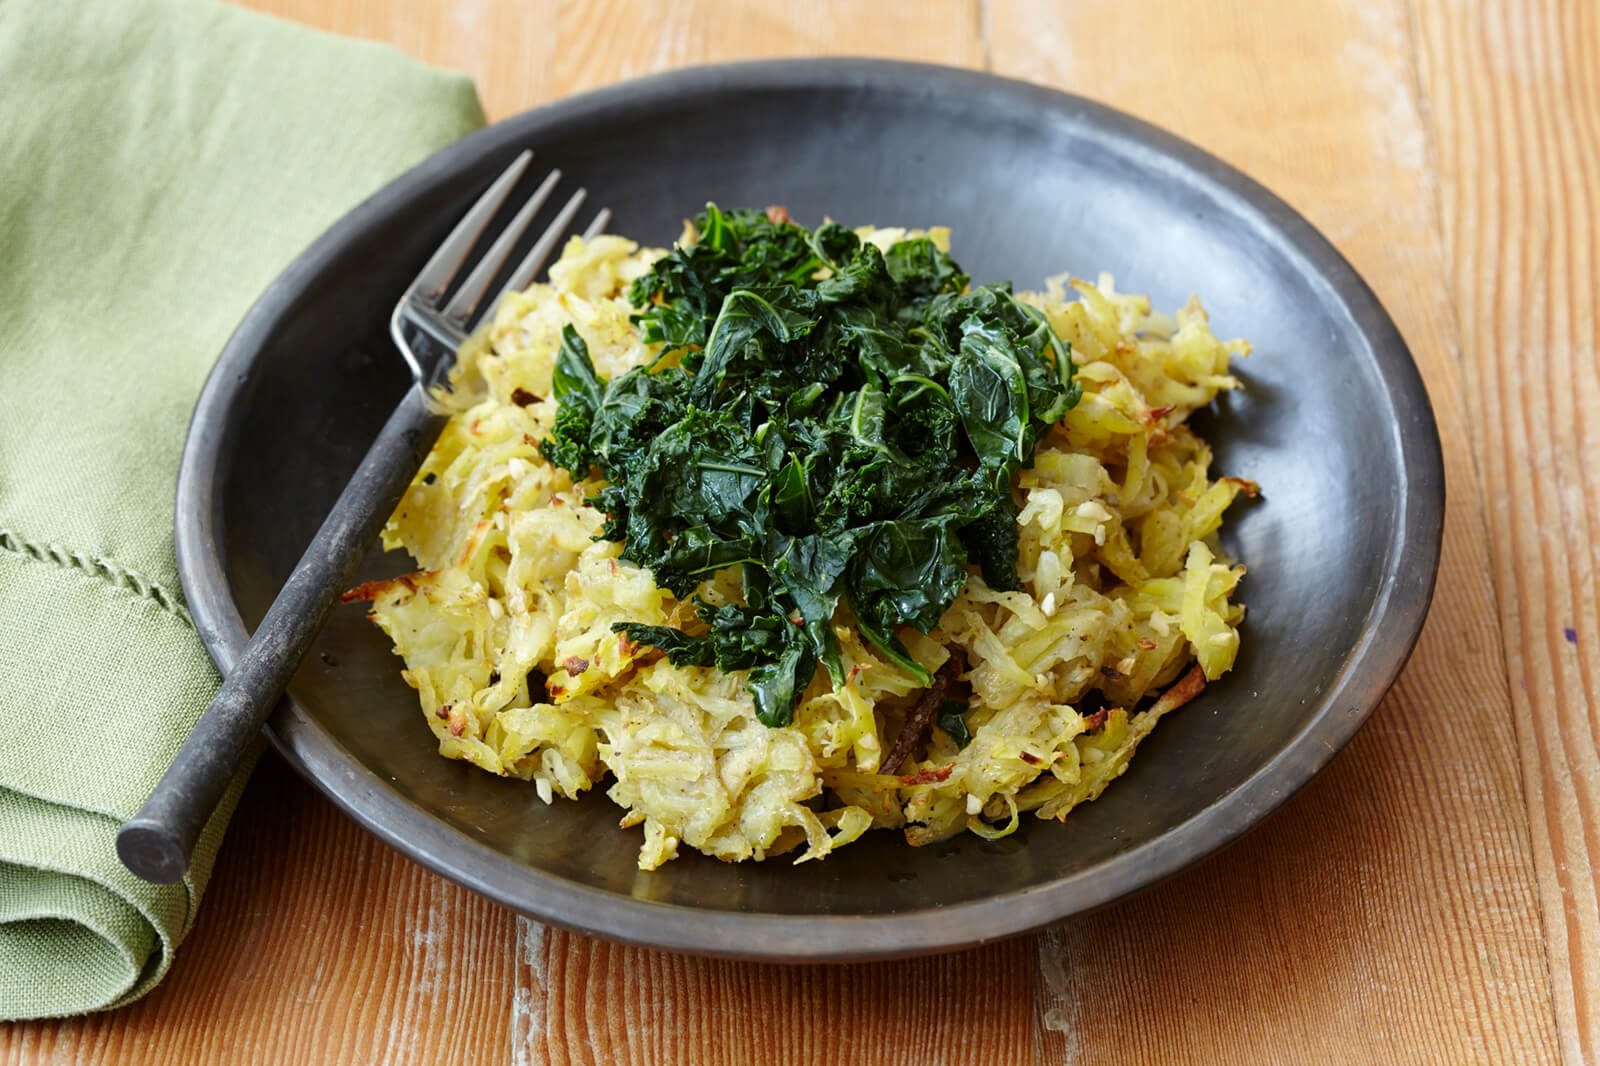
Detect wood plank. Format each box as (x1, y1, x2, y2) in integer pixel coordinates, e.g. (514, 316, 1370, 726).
(1410, 1, 1600, 1060)
(988, 0, 1563, 1061)
(2, 755, 516, 1065)
(228, 0, 986, 121)
(516, 923, 1035, 1066)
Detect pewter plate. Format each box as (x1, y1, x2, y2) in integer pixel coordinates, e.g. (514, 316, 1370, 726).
(176, 60, 1444, 960)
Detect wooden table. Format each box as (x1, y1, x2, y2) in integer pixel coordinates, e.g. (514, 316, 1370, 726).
(6, 1, 1595, 1062)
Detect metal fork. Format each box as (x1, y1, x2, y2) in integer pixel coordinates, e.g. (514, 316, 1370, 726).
(118, 152, 609, 884)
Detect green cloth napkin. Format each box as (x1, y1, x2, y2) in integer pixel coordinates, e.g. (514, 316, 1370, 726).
(0, 0, 484, 1020)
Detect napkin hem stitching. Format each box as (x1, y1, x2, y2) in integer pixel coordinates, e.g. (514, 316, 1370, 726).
(0, 528, 192, 626)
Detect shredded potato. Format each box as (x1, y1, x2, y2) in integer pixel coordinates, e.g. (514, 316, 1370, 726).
(355, 230, 1253, 869)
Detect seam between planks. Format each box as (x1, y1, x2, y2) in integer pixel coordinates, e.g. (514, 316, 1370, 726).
(512, 917, 548, 1066)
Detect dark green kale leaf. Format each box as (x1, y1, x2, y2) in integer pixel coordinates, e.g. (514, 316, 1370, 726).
(540, 203, 1079, 723)
(539, 325, 603, 473)
(748, 636, 818, 728)
(690, 287, 818, 407)
(885, 236, 970, 304)
(936, 699, 973, 748)
(959, 493, 1023, 592)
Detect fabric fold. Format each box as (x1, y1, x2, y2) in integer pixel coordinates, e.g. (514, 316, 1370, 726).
(0, 0, 486, 1019)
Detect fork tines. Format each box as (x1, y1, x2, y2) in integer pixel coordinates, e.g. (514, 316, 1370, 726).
(404, 150, 611, 342)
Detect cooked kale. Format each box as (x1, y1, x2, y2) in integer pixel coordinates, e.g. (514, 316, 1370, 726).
(937, 699, 974, 749)
(541, 205, 1080, 725)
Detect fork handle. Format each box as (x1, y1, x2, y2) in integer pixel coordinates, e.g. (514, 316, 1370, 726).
(118, 384, 448, 884)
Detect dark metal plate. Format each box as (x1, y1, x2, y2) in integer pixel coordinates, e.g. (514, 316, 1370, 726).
(175, 59, 1444, 960)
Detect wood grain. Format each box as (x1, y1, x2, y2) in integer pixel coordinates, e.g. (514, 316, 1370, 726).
(990, 0, 1564, 1060)
(4, 0, 1594, 1062)
(1411, 1, 1600, 1060)
(228, 0, 984, 121)
(0, 755, 516, 1065)
(516, 924, 1036, 1066)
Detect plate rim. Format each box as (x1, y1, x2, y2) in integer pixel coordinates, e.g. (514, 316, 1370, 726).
(175, 57, 1446, 961)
